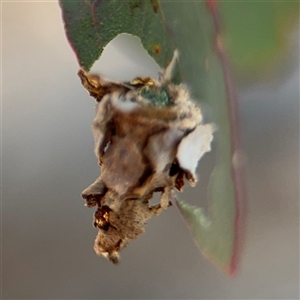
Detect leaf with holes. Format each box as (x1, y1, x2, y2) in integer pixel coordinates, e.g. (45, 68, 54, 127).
(59, 0, 174, 71)
(59, 0, 245, 275)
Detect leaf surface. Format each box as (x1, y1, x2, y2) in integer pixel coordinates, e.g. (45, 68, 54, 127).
(59, 0, 174, 70)
(158, 0, 244, 275)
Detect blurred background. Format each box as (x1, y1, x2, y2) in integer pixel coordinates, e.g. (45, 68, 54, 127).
(2, 2, 299, 299)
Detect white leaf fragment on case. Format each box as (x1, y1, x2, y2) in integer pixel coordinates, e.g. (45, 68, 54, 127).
(78, 50, 215, 264)
(177, 123, 216, 184)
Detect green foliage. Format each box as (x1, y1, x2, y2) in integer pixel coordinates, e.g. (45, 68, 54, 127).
(220, 1, 299, 77)
(60, 0, 174, 70)
(60, 0, 245, 275)
(159, 1, 241, 275)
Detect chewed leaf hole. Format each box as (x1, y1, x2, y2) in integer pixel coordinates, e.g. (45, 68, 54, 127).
(91, 33, 160, 81)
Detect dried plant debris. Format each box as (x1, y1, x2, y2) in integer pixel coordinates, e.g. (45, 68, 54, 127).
(78, 51, 215, 264)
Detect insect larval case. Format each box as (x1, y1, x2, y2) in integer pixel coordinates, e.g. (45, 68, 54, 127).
(78, 51, 215, 263)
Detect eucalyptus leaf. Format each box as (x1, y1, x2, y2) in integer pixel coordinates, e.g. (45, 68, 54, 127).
(59, 0, 174, 70)
(59, 0, 245, 275)
(158, 1, 244, 275)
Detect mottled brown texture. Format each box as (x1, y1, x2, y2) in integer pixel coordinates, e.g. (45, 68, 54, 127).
(79, 51, 204, 263)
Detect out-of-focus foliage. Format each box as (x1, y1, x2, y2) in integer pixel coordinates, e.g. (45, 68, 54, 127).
(220, 1, 299, 78)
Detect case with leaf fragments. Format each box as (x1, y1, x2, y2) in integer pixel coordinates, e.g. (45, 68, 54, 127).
(79, 51, 215, 263)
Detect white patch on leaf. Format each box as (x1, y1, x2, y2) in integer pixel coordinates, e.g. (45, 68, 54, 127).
(177, 124, 216, 180)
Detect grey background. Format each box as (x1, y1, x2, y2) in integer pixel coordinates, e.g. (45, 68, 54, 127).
(2, 2, 299, 299)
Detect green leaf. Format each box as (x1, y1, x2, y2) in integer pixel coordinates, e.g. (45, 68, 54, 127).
(59, 0, 174, 70)
(59, 0, 245, 275)
(158, 1, 244, 276)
